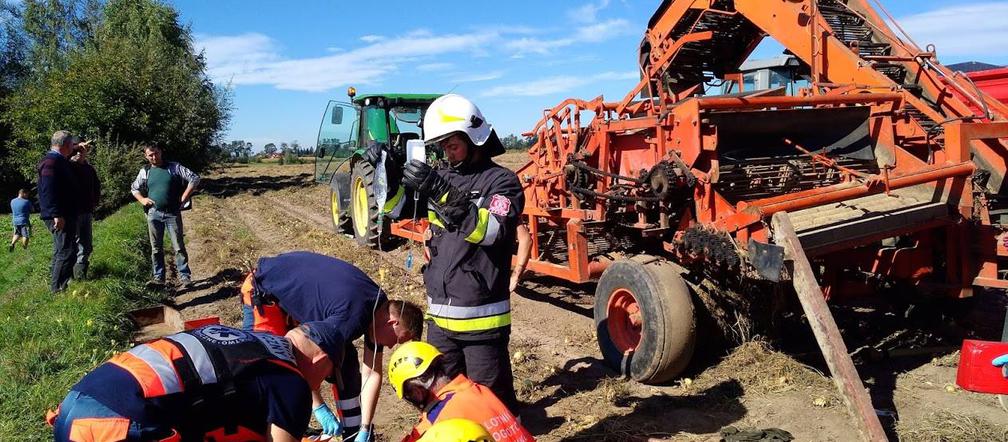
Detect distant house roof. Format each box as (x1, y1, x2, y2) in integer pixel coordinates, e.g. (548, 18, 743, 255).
(947, 61, 1004, 73)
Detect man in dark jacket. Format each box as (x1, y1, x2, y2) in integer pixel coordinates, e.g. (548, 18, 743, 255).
(71, 140, 100, 280)
(37, 130, 82, 293)
(372, 94, 525, 414)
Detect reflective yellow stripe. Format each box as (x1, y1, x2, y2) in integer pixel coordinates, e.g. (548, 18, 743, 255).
(438, 192, 449, 204)
(464, 208, 491, 244)
(383, 185, 405, 213)
(438, 108, 465, 123)
(426, 312, 511, 332)
(428, 210, 445, 228)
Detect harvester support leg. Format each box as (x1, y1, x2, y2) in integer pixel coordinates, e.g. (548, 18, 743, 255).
(771, 212, 889, 442)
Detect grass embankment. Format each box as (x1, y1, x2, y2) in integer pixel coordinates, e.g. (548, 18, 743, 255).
(0, 205, 165, 439)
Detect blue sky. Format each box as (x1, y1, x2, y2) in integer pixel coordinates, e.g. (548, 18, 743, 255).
(169, 0, 1008, 151)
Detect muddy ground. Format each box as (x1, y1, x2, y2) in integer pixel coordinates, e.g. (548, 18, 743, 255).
(162, 155, 1008, 441)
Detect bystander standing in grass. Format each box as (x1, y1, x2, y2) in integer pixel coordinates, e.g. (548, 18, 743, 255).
(9, 188, 33, 252)
(130, 144, 200, 288)
(38, 130, 82, 293)
(71, 140, 100, 279)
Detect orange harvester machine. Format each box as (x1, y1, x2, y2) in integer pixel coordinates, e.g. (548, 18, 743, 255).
(511, 0, 1008, 295)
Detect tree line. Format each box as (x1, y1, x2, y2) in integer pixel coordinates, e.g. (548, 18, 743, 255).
(215, 139, 314, 160)
(0, 0, 230, 214)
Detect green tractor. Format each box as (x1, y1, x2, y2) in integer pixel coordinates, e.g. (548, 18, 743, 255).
(314, 88, 441, 249)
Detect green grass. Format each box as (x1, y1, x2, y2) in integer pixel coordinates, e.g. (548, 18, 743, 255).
(0, 205, 167, 439)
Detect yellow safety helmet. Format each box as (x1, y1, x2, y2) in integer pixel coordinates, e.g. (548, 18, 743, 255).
(417, 418, 495, 442)
(388, 341, 442, 398)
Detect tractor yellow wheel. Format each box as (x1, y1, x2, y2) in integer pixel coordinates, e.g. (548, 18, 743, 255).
(348, 160, 390, 249)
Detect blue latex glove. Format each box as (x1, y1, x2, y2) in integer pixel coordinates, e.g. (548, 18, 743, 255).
(994, 354, 1008, 371)
(312, 403, 342, 436)
(354, 427, 371, 442)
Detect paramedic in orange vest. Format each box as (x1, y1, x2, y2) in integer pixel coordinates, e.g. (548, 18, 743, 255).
(49, 325, 332, 441)
(388, 341, 535, 442)
(239, 251, 424, 441)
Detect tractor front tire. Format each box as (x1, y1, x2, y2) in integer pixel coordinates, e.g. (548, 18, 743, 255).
(330, 172, 352, 235)
(594, 257, 696, 384)
(349, 160, 390, 249)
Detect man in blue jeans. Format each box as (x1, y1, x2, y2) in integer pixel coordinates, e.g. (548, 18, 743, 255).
(130, 144, 200, 288)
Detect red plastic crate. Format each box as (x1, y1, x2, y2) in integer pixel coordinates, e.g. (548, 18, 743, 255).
(184, 316, 220, 330)
(956, 339, 1008, 394)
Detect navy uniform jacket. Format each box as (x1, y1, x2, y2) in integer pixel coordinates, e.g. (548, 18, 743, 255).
(421, 158, 524, 340)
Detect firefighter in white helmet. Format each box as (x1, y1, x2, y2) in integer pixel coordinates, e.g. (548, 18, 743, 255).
(365, 94, 524, 414)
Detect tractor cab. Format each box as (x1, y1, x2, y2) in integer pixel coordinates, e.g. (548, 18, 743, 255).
(719, 55, 810, 96)
(315, 89, 440, 184)
(315, 88, 441, 247)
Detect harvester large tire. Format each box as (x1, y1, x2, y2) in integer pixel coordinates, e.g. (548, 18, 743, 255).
(329, 172, 352, 235)
(349, 160, 390, 249)
(594, 258, 696, 384)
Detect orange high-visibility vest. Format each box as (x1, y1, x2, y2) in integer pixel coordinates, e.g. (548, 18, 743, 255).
(403, 375, 535, 442)
(109, 325, 300, 399)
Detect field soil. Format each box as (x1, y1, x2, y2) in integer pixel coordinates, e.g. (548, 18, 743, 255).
(163, 155, 1008, 441)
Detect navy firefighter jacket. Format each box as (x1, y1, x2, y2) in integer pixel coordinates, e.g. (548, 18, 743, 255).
(420, 157, 524, 340)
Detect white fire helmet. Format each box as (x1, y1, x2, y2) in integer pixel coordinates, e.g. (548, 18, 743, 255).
(422, 94, 493, 147)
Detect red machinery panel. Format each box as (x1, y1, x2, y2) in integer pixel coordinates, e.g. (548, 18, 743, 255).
(956, 339, 1008, 394)
(969, 68, 1008, 104)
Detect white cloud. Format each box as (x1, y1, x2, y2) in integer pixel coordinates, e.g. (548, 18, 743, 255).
(504, 19, 633, 57)
(898, 3, 1008, 59)
(196, 33, 280, 80)
(417, 62, 454, 72)
(504, 37, 576, 57)
(482, 71, 636, 97)
(451, 71, 505, 83)
(568, 0, 610, 24)
(360, 34, 385, 43)
(575, 19, 633, 42)
(196, 31, 498, 92)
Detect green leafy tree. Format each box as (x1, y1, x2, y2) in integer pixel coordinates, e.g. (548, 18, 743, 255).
(263, 142, 277, 155)
(4, 0, 230, 211)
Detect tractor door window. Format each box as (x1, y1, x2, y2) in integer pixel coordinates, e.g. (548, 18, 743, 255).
(316, 101, 358, 182)
(390, 106, 423, 137)
(362, 106, 389, 144)
(742, 73, 756, 92)
(317, 101, 358, 157)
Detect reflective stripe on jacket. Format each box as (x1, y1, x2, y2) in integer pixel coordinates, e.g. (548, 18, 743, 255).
(108, 325, 299, 398)
(421, 158, 524, 338)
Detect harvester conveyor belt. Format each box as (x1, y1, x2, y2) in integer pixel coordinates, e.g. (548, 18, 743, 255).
(788, 185, 952, 255)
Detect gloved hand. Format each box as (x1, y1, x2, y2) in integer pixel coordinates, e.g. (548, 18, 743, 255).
(994, 354, 1008, 377)
(403, 160, 452, 198)
(354, 427, 371, 442)
(312, 403, 342, 436)
(364, 142, 386, 166)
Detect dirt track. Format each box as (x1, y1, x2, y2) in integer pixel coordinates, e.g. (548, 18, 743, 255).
(166, 159, 1008, 441)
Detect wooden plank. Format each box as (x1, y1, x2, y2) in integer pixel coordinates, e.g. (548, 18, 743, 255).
(771, 212, 889, 442)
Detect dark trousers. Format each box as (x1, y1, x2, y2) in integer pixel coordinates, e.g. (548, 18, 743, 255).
(426, 321, 519, 414)
(45, 216, 78, 293)
(75, 212, 94, 279)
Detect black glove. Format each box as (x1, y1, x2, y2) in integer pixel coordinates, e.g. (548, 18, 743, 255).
(364, 142, 386, 166)
(429, 188, 470, 228)
(403, 160, 452, 198)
